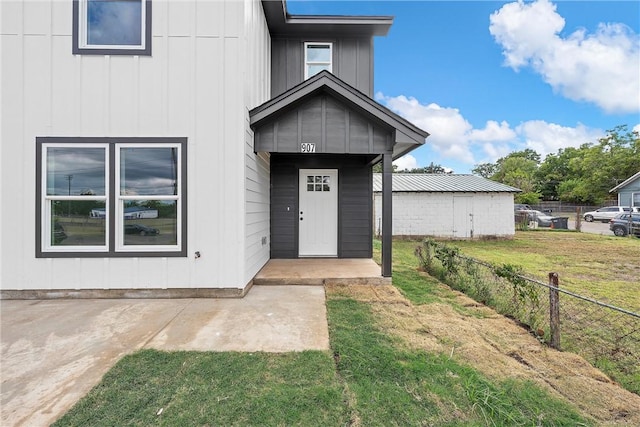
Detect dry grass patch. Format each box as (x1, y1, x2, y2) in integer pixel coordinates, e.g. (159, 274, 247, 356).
(326, 283, 640, 425)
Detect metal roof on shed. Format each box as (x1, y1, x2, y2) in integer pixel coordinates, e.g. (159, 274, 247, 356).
(372, 173, 521, 193)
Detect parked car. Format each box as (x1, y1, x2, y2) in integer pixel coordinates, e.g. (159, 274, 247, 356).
(583, 206, 634, 223)
(515, 209, 554, 227)
(124, 224, 159, 236)
(514, 203, 532, 211)
(609, 213, 640, 237)
(52, 221, 67, 244)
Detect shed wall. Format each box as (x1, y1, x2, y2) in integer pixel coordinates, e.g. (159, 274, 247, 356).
(373, 192, 515, 238)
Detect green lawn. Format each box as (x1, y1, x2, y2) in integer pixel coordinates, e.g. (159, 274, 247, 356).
(54, 240, 593, 426)
(439, 231, 640, 312)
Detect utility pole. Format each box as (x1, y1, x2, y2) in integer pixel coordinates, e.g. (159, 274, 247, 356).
(65, 174, 73, 216)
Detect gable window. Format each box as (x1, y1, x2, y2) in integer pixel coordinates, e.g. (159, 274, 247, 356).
(304, 42, 332, 79)
(36, 138, 186, 257)
(73, 0, 152, 55)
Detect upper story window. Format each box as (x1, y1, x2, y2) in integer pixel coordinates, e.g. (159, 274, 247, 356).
(36, 138, 186, 257)
(73, 0, 152, 55)
(304, 42, 332, 79)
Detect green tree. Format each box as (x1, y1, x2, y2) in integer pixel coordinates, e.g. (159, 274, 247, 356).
(404, 162, 451, 174)
(553, 126, 639, 204)
(472, 162, 497, 178)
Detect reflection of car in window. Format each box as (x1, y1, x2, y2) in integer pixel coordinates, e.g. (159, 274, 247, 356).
(124, 224, 159, 236)
(52, 222, 67, 244)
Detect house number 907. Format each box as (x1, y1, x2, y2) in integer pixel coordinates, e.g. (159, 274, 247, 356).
(301, 143, 316, 153)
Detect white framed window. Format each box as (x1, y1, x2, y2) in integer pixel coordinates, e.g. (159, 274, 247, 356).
(304, 42, 332, 79)
(36, 138, 186, 257)
(73, 0, 152, 55)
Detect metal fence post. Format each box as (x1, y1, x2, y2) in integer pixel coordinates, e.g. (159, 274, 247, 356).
(549, 272, 561, 350)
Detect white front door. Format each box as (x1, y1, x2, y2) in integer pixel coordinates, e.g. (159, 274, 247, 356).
(299, 169, 338, 257)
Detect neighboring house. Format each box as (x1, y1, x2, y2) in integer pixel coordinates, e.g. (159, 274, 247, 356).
(373, 174, 520, 239)
(610, 171, 640, 208)
(91, 208, 159, 219)
(0, 0, 428, 297)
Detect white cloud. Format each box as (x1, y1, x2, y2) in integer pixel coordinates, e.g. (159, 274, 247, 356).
(516, 121, 604, 156)
(469, 120, 516, 142)
(376, 93, 475, 163)
(633, 124, 640, 134)
(393, 154, 417, 171)
(490, 0, 640, 113)
(377, 93, 604, 168)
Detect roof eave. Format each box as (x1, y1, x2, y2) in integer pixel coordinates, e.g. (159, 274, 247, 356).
(609, 171, 640, 192)
(262, 0, 393, 37)
(249, 71, 428, 151)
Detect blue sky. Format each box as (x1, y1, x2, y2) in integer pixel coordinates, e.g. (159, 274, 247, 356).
(288, 0, 640, 173)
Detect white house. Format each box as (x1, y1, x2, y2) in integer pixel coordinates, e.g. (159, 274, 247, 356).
(373, 174, 520, 239)
(0, 0, 428, 298)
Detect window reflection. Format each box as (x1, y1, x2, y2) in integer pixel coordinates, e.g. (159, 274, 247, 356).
(306, 44, 331, 62)
(87, 0, 142, 46)
(51, 201, 106, 246)
(120, 147, 178, 196)
(122, 200, 178, 246)
(47, 148, 105, 196)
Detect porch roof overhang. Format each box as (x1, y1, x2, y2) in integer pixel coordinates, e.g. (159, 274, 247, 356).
(249, 71, 429, 159)
(262, 0, 393, 37)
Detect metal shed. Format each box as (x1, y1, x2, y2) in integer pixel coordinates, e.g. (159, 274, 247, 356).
(373, 173, 520, 239)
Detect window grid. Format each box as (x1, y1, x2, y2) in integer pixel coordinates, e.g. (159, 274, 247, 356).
(306, 175, 331, 192)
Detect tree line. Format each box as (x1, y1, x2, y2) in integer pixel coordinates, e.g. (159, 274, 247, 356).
(472, 125, 640, 205)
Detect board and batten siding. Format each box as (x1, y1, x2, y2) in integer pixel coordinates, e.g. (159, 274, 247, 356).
(270, 154, 373, 258)
(271, 37, 374, 97)
(243, 0, 272, 286)
(0, 0, 270, 291)
(373, 192, 516, 238)
(255, 94, 392, 155)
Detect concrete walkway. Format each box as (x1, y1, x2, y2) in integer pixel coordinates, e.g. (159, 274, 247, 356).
(0, 285, 328, 426)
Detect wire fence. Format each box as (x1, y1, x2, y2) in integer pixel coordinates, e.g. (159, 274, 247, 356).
(415, 239, 640, 395)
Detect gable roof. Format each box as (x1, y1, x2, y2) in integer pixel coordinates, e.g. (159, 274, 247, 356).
(250, 71, 429, 159)
(262, 1, 393, 37)
(372, 173, 521, 193)
(610, 171, 640, 193)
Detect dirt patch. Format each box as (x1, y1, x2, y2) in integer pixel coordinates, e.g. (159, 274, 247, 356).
(326, 283, 640, 425)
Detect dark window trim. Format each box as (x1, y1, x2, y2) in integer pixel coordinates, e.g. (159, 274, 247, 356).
(36, 137, 187, 258)
(72, 0, 152, 56)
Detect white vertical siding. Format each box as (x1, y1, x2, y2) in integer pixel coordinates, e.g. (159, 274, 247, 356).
(1, 0, 261, 291)
(243, 0, 271, 285)
(374, 192, 515, 238)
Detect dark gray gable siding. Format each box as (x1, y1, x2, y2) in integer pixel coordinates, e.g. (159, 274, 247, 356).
(270, 154, 374, 259)
(255, 93, 393, 155)
(271, 37, 373, 97)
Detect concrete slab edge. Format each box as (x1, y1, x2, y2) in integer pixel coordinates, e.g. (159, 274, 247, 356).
(254, 277, 392, 286)
(0, 282, 253, 300)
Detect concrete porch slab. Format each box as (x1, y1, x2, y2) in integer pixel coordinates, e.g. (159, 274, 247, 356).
(253, 258, 390, 286)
